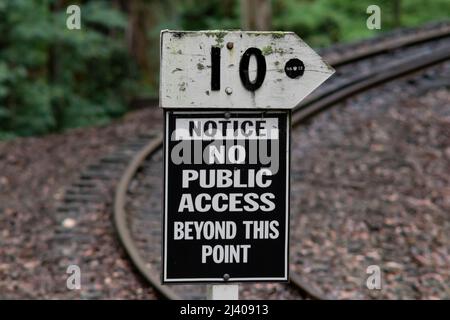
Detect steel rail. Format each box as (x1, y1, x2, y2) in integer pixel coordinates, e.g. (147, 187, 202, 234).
(326, 24, 450, 67)
(293, 45, 450, 125)
(113, 136, 181, 299)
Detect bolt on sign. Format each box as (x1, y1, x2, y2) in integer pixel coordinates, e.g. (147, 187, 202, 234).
(160, 30, 334, 283)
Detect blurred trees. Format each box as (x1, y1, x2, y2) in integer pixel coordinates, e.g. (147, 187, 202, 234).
(0, 0, 448, 139)
(0, 0, 137, 138)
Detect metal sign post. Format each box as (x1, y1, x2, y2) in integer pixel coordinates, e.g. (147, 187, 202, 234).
(159, 30, 334, 300)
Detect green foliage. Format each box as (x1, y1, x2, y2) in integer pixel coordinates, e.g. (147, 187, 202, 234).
(0, 0, 138, 138)
(160, 0, 241, 30)
(161, 0, 450, 48)
(1, 0, 448, 139)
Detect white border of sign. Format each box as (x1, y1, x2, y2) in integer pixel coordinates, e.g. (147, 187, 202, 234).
(162, 110, 290, 283)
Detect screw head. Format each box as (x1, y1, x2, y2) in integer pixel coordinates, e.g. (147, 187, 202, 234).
(224, 112, 231, 119)
(225, 87, 233, 95)
(223, 274, 230, 281)
(226, 42, 234, 50)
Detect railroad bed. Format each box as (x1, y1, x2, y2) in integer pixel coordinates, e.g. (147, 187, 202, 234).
(0, 22, 449, 299)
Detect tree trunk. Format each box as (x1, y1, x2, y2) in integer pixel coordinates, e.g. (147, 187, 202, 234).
(393, 0, 401, 27)
(126, 0, 159, 90)
(241, 0, 272, 31)
(49, 0, 63, 131)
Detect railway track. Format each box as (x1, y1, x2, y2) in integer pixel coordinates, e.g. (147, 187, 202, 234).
(94, 24, 450, 300)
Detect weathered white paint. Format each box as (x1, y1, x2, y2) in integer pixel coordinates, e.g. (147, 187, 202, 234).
(160, 30, 334, 109)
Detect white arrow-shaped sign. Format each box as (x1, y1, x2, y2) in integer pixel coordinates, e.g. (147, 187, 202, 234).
(160, 30, 334, 109)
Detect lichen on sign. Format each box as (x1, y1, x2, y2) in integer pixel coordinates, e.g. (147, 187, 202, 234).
(160, 30, 334, 109)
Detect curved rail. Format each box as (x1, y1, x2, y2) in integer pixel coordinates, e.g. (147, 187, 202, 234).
(293, 44, 450, 124)
(325, 24, 450, 67)
(113, 136, 181, 299)
(114, 30, 450, 300)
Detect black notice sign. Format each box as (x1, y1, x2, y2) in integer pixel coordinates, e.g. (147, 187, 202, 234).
(163, 110, 290, 283)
